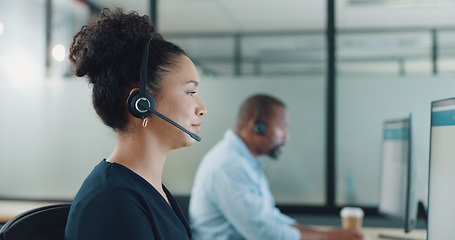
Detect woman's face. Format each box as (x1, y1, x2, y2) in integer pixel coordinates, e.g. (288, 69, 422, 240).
(153, 54, 207, 147)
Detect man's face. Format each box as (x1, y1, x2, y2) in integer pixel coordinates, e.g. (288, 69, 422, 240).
(261, 105, 290, 158)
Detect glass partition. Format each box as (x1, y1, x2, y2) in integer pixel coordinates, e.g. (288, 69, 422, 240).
(338, 31, 432, 75)
(438, 30, 455, 75)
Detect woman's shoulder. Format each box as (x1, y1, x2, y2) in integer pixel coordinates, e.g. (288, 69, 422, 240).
(74, 160, 166, 209)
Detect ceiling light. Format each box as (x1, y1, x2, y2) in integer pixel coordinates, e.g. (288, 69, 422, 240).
(52, 44, 66, 62)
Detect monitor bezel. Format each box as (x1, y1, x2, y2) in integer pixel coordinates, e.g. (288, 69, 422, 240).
(426, 97, 455, 239)
(377, 114, 416, 233)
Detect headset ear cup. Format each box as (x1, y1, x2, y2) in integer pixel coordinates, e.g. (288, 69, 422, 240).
(252, 120, 266, 135)
(126, 90, 155, 119)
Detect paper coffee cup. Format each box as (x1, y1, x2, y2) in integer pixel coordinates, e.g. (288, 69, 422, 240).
(340, 207, 364, 230)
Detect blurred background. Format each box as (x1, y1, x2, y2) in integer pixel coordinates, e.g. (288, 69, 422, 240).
(0, 0, 454, 217)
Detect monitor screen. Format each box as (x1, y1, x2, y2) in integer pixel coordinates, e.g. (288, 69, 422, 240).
(378, 115, 418, 233)
(427, 98, 455, 240)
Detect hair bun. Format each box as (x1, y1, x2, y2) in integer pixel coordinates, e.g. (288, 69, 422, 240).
(69, 8, 155, 83)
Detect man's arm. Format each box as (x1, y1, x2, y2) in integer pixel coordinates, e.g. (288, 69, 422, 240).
(292, 224, 364, 240)
(212, 163, 300, 240)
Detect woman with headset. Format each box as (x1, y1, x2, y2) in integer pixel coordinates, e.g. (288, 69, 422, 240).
(65, 8, 207, 240)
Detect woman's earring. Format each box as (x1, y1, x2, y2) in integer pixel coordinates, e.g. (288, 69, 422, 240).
(142, 118, 148, 128)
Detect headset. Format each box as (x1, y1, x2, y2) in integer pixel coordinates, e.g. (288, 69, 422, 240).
(251, 95, 284, 159)
(126, 38, 201, 142)
(252, 95, 266, 135)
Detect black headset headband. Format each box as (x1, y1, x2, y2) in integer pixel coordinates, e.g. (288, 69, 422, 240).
(139, 38, 153, 97)
(256, 95, 264, 122)
(252, 95, 266, 135)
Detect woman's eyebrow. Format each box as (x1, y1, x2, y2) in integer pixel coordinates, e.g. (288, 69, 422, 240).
(186, 80, 199, 87)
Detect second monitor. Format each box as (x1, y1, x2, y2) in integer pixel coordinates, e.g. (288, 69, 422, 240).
(378, 115, 425, 239)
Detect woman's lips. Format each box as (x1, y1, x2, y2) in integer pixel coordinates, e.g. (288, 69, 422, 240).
(192, 122, 202, 133)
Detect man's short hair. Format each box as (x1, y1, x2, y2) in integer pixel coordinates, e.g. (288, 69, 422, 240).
(235, 94, 286, 130)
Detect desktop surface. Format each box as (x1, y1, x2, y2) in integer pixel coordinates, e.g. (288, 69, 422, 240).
(1, 199, 427, 240)
(1, 205, 427, 240)
(290, 214, 426, 240)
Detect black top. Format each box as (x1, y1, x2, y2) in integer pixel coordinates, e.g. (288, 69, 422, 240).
(65, 160, 191, 240)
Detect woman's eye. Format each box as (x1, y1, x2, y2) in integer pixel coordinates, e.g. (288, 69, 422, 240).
(187, 91, 196, 96)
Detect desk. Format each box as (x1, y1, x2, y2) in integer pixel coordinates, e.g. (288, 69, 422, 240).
(311, 225, 426, 240)
(362, 227, 426, 240)
(291, 214, 427, 240)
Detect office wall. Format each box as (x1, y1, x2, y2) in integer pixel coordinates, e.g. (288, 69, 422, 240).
(0, 74, 327, 205)
(0, 0, 94, 200)
(336, 75, 455, 207)
(0, 0, 46, 80)
(0, 76, 115, 199)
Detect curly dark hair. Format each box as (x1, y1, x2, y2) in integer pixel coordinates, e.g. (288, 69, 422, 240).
(69, 8, 186, 131)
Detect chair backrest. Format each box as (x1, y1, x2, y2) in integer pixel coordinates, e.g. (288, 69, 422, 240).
(0, 203, 71, 240)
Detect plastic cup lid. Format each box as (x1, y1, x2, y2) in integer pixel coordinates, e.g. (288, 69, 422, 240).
(340, 207, 364, 217)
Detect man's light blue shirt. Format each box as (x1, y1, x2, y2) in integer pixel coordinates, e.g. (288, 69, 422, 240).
(189, 130, 300, 240)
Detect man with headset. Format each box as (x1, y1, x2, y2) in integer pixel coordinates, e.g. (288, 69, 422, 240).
(189, 94, 363, 240)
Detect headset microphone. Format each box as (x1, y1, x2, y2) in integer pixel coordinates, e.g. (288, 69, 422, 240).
(137, 101, 201, 142)
(126, 38, 201, 142)
(264, 134, 284, 159)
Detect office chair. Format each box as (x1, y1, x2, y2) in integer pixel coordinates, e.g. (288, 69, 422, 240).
(0, 203, 71, 240)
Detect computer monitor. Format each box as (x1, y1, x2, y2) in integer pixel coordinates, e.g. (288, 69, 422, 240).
(378, 115, 422, 239)
(427, 98, 455, 240)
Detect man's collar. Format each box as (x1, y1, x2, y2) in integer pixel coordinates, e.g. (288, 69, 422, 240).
(225, 129, 264, 168)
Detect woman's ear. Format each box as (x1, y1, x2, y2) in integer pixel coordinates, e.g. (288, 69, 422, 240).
(129, 88, 139, 95)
